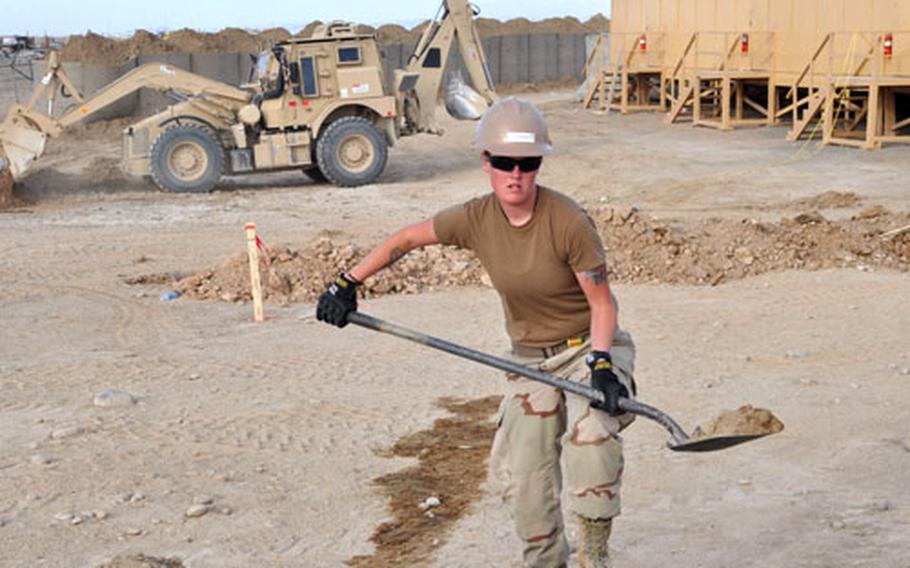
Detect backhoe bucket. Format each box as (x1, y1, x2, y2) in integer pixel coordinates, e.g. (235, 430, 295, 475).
(0, 115, 48, 179)
(445, 70, 489, 121)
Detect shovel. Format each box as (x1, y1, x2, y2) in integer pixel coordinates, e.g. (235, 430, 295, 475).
(347, 312, 773, 452)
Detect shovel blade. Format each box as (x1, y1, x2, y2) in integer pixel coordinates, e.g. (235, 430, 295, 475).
(669, 433, 771, 453)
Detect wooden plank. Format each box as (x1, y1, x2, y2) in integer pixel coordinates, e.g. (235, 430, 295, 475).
(743, 95, 768, 116)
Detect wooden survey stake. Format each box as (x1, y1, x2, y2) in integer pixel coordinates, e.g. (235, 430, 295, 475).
(245, 222, 264, 322)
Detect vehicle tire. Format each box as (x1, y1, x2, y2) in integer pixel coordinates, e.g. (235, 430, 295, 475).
(301, 166, 327, 183)
(315, 116, 388, 187)
(149, 124, 224, 193)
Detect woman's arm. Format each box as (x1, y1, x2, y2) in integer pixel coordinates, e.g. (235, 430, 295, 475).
(347, 218, 439, 282)
(574, 264, 617, 351)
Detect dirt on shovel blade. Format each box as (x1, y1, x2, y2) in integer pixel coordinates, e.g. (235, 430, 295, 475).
(692, 405, 785, 439)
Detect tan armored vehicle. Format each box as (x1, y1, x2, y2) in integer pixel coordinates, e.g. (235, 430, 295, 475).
(0, 0, 496, 197)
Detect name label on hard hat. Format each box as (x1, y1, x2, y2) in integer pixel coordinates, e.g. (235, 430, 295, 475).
(504, 132, 535, 144)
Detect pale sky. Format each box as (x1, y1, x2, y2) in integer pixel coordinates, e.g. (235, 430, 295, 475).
(5, 0, 612, 37)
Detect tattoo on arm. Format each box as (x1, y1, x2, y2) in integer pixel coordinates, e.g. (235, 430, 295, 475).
(388, 247, 406, 266)
(584, 264, 608, 285)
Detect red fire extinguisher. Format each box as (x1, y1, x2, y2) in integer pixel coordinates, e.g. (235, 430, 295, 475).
(639, 34, 647, 52)
(741, 33, 750, 54)
(884, 33, 893, 58)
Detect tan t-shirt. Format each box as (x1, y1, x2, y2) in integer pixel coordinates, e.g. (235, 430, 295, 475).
(433, 186, 606, 347)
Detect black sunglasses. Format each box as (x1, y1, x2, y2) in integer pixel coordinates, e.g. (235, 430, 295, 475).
(486, 154, 543, 173)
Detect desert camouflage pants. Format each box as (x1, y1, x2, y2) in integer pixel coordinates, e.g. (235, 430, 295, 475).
(490, 331, 636, 568)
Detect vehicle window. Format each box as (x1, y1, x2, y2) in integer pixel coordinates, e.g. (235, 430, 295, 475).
(256, 52, 271, 80)
(300, 56, 319, 97)
(423, 48, 441, 68)
(337, 46, 361, 64)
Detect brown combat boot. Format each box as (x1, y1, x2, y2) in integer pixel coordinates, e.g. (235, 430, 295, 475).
(577, 515, 612, 568)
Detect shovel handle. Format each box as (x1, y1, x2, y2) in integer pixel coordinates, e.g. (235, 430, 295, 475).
(346, 311, 691, 445)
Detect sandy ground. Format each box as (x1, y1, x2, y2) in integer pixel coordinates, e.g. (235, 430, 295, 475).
(1, 91, 909, 567)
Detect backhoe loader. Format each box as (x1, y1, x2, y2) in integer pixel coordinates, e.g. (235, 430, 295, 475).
(0, 0, 497, 199)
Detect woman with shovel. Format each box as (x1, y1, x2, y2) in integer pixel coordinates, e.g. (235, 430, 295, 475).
(316, 96, 636, 568)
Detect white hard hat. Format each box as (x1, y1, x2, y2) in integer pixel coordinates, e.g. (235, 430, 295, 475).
(474, 96, 552, 156)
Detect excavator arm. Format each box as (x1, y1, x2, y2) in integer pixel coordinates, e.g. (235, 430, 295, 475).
(0, 52, 252, 180)
(394, 0, 498, 135)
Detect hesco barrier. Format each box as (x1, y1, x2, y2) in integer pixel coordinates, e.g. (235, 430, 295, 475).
(1, 33, 590, 121)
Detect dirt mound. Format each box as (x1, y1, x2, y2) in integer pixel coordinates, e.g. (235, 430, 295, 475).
(173, 236, 487, 305)
(299, 14, 605, 41)
(693, 405, 784, 439)
(256, 27, 291, 44)
(789, 191, 861, 210)
(584, 14, 611, 33)
(375, 24, 418, 45)
(164, 29, 211, 53)
(475, 15, 592, 37)
(96, 554, 184, 568)
(298, 21, 324, 38)
(159, 205, 909, 304)
(61, 13, 609, 65)
(60, 28, 280, 65)
(60, 32, 130, 65)
(348, 396, 500, 567)
(591, 205, 910, 286)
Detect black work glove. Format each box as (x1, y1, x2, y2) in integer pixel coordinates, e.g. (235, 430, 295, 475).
(586, 351, 628, 416)
(316, 273, 360, 328)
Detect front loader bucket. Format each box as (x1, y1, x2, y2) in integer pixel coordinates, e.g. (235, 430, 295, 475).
(0, 115, 48, 180)
(444, 70, 489, 121)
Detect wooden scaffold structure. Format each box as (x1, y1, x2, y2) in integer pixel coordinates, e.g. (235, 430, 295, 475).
(590, 0, 910, 150)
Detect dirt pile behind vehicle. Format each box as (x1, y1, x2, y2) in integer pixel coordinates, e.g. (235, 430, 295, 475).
(59, 14, 610, 65)
(60, 27, 293, 65)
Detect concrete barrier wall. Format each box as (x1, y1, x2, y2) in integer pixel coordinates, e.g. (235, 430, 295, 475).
(2, 32, 591, 119)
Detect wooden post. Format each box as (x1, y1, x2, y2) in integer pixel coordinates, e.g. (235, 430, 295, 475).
(865, 81, 880, 149)
(822, 83, 835, 145)
(621, 67, 630, 114)
(884, 87, 896, 135)
(245, 222, 264, 322)
(735, 79, 744, 121)
(767, 80, 777, 125)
